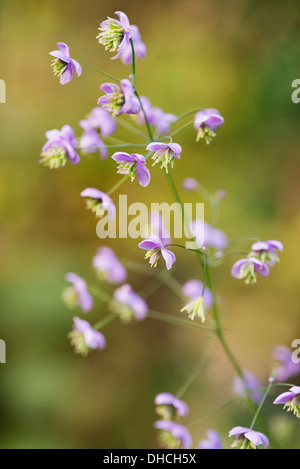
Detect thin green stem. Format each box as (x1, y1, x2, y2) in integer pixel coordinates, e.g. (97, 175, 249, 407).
(107, 175, 128, 195)
(249, 380, 273, 430)
(147, 310, 213, 332)
(117, 118, 149, 142)
(169, 119, 194, 138)
(93, 312, 118, 330)
(76, 59, 120, 82)
(173, 108, 204, 124)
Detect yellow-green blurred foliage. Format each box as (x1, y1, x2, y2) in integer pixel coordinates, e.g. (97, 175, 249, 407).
(0, 0, 299, 449)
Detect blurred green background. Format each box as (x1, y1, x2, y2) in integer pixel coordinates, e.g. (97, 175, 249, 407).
(0, 0, 300, 449)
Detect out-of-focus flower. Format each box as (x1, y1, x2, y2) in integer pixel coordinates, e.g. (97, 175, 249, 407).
(92, 247, 127, 284)
(273, 386, 300, 418)
(40, 125, 80, 168)
(194, 108, 224, 144)
(198, 429, 223, 449)
(119, 25, 146, 64)
(147, 211, 171, 245)
(97, 11, 136, 59)
(49, 42, 82, 85)
(68, 317, 106, 356)
(80, 107, 117, 137)
(154, 392, 189, 420)
(98, 80, 140, 118)
(139, 235, 176, 270)
(233, 370, 263, 405)
(80, 188, 116, 219)
(62, 273, 93, 313)
(182, 178, 199, 191)
(154, 420, 192, 449)
(181, 296, 206, 322)
(250, 240, 283, 267)
(190, 221, 228, 250)
(79, 123, 108, 160)
(229, 426, 269, 449)
(112, 284, 148, 322)
(182, 279, 213, 310)
(146, 142, 182, 173)
(272, 345, 300, 382)
(231, 257, 270, 284)
(111, 152, 150, 187)
(136, 97, 177, 135)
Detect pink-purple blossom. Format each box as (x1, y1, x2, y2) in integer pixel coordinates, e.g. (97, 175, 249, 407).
(273, 386, 300, 418)
(98, 80, 140, 118)
(119, 25, 146, 64)
(136, 97, 177, 135)
(113, 284, 148, 321)
(182, 178, 199, 191)
(272, 345, 300, 382)
(182, 279, 213, 309)
(198, 429, 223, 449)
(64, 273, 93, 313)
(80, 188, 116, 219)
(231, 257, 270, 284)
(251, 239, 283, 267)
(92, 247, 127, 284)
(233, 369, 263, 405)
(154, 392, 189, 419)
(80, 107, 117, 137)
(79, 123, 108, 160)
(190, 221, 228, 250)
(146, 142, 182, 173)
(97, 11, 136, 59)
(139, 236, 176, 270)
(69, 316, 106, 356)
(111, 152, 151, 187)
(194, 108, 224, 144)
(154, 420, 192, 449)
(40, 125, 80, 168)
(229, 426, 269, 449)
(49, 42, 82, 85)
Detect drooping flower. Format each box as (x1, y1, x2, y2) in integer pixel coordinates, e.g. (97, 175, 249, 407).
(231, 257, 270, 284)
(68, 316, 106, 356)
(194, 108, 224, 144)
(40, 125, 80, 168)
(146, 142, 182, 173)
(80, 188, 116, 219)
(111, 284, 148, 322)
(272, 345, 300, 382)
(229, 426, 269, 449)
(182, 177, 199, 191)
(97, 11, 136, 59)
(154, 420, 192, 449)
(49, 42, 82, 85)
(182, 279, 213, 309)
(92, 246, 127, 284)
(80, 107, 117, 138)
(273, 386, 300, 418)
(154, 393, 189, 420)
(119, 25, 146, 65)
(250, 240, 283, 267)
(138, 235, 176, 270)
(233, 369, 263, 405)
(62, 273, 93, 313)
(98, 79, 140, 118)
(180, 296, 206, 322)
(198, 429, 223, 449)
(111, 152, 151, 187)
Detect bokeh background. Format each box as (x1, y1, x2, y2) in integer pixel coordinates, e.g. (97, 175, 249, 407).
(0, 0, 300, 449)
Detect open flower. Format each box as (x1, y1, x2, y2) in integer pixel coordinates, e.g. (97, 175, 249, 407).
(62, 273, 93, 313)
(138, 236, 176, 270)
(80, 107, 117, 137)
(79, 123, 108, 160)
(198, 429, 223, 449)
(68, 317, 106, 356)
(80, 188, 116, 219)
(98, 79, 140, 118)
(180, 296, 206, 322)
(250, 240, 283, 267)
(273, 386, 300, 418)
(92, 247, 127, 284)
(231, 257, 270, 284)
(194, 108, 224, 144)
(136, 97, 176, 135)
(154, 393, 189, 420)
(111, 152, 151, 187)
(229, 426, 269, 449)
(154, 420, 192, 449)
(49, 42, 82, 85)
(119, 25, 146, 64)
(40, 125, 80, 168)
(272, 345, 300, 382)
(146, 142, 182, 173)
(111, 284, 148, 322)
(97, 11, 136, 59)
(182, 279, 213, 310)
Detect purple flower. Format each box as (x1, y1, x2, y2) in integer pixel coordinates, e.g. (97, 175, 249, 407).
(272, 345, 300, 382)
(112, 284, 148, 322)
(198, 429, 223, 449)
(111, 152, 151, 187)
(182, 178, 199, 191)
(147, 211, 171, 245)
(194, 108, 224, 144)
(233, 370, 263, 405)
(80, 188, 116, 219)
(251, 239, 283, 267)
(154, 420, 192, 449)
(40, 125, 80, 168)
(136, 97, 176, 135)
(63, 273, 93, 313)
(182, 279, 213, 309)
(190, 221, 228, 250)
(231, 257, 270, 284)
(92, 247, 127, 284)
(146, 142, 182, 173)
(80, 107, 117, 137)
(154, 392, 189, 419)
(79, 125, 108, 160)
(98, 79, 140, 118)
(97, 11, 136, 59)
(139, 236, 176, 270)
(119, 25, 146, 64)
(49, 42, 82, 85)
(68, 316, 106, 356)
(229, 426, 269, 449)
(273, 386, 300, 418)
